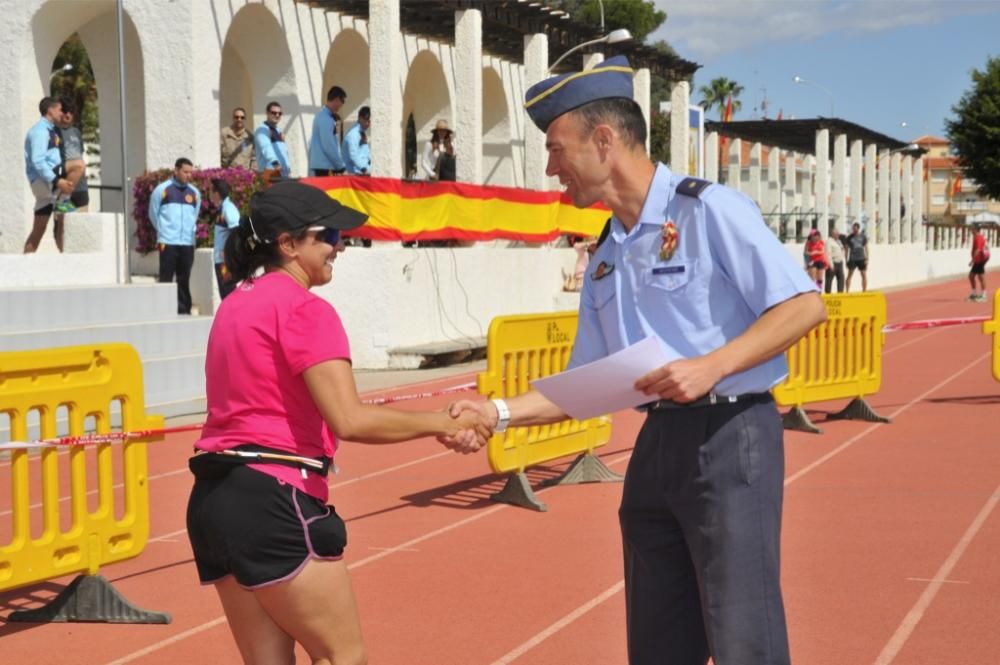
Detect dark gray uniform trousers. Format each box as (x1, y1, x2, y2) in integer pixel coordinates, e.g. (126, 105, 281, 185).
(619, 395, 790, 665)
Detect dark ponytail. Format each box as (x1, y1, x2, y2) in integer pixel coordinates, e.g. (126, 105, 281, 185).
(224, 216, 281, 282)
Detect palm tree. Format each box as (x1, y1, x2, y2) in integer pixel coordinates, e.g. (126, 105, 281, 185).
(698, 77, 744, 120)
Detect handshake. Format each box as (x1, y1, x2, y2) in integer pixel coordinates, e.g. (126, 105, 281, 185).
(436, 400, 501, 455)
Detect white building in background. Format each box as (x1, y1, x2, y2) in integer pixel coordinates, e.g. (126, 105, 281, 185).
(1, 0, 697, 255)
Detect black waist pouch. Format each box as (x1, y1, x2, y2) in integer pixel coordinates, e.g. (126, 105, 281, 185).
(189, 444, 331, 481)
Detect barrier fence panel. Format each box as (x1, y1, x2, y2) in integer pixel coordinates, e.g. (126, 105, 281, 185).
(477, 312, 617, 511)
(0, 344, 170, 623)
(984, 288, 1000, 382)
(773, 292, 890, 433)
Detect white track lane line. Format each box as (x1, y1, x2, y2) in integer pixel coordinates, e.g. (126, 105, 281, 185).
(873, 483, 1000, 665)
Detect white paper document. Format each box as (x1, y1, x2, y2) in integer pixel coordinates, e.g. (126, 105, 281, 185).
(530, 335, 671, 420)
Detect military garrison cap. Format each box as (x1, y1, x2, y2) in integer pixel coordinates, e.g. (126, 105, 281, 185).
(524, 55, 635, 132)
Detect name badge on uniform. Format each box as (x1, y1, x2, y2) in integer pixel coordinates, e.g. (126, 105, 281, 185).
(592, 261, 614, 280)
(652, 266, 685, 275)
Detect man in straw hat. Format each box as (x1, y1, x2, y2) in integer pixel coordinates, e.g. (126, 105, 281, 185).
(444, 55, 826, 665)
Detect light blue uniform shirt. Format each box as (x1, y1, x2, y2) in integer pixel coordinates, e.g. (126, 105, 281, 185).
(213, 197, 240, 264)
(24, 117, 62, 185)
(255, 123, 290, 178)
(148, 178, 201, 246)
(308, 106, 345, 172)
(569, 163, 817, 395)
(342, 122, 370, 174)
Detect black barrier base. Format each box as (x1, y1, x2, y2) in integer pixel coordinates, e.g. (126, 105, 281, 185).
(491, 472, 547, 512)
(541, 453, 624, 487)
(8, 574, 171, 624)
(827, 397, 891, 424)
(782, 406, 823, 434)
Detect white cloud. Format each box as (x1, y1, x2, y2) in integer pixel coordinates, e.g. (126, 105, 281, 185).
(650, 0, 1000, 61)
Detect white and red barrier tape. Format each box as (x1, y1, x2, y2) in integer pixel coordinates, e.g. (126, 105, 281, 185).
(0, 381, 478, 451)
(882, 315, 990, 333)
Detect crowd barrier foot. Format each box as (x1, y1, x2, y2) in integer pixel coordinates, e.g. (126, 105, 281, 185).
(7, 573, 172, 624)
(827, 397, 891, 424)
(541, 452, 623, 487)
(491, 472, 548, 512)
(781, 406, 823, 434)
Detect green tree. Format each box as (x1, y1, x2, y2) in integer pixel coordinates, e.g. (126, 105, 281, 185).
(946, 56, 1000, 200)
(648, 110, 670, 165)
(49, 34, 99, 143)
(698, 77, 744, 120)
(557, 0, 667, 42)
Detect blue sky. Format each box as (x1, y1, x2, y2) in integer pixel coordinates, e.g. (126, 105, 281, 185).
(649, 0, 1000, 141)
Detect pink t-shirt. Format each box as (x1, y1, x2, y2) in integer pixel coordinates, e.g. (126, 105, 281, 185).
(195, 271, 350, 502)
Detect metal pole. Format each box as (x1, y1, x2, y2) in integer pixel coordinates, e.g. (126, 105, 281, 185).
(116, 0, 131, 283)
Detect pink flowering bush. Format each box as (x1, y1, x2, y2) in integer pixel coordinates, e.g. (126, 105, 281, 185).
(132, 166, 265, 253)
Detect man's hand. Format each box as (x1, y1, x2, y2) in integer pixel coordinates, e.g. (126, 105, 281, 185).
(634, 356, 724, 403)
(56, 178, 74, 195)
(437, 400, 498, 453)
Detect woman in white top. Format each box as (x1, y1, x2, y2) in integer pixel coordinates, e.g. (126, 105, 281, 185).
(420, 119, 453, 180)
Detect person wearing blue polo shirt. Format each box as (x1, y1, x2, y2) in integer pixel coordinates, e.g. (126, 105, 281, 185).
(255, 101, 290, 179)
(149, 158, 201, 314)
(308, 86, 347, 176)
(342, 106, 371, 175)
(443, 56, 827, 665)
(23, 96, 75, 253)
(209, 178, 241, 300)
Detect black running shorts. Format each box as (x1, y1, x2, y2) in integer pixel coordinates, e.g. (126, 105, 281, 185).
(186, 464, 347, 588)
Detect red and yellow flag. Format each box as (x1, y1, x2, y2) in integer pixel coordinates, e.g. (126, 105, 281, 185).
(951, 173, 963, 197)
(722, 95, 733, 122)
(303, 176, 609, 242)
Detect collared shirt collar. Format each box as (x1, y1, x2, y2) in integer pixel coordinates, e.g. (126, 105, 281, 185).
(609, 162, 673, 243)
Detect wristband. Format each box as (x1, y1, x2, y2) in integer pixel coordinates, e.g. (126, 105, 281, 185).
(491, 398, 511, 433)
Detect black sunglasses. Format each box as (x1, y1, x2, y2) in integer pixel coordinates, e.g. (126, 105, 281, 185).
(307, 226, 341, 245)
(269, 110, 283, 116)
(233, 115, 246, 120)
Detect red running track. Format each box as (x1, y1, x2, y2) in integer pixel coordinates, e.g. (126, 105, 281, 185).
(1, 275, 998, 664)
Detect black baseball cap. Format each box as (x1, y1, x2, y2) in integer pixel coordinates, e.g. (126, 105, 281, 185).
(249, 181, 368, 241)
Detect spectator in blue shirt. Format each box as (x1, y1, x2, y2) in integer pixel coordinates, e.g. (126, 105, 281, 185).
(343, 106, 371, 175)
(149, 157, 201, 314)
(209, 178, 241, 300)
(23, 97, 74, 253)
(255, 101, 290, 180)
(308, 86, 347, 176)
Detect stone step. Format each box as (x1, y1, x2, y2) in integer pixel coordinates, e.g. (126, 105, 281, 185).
(0, 283, 178, 333)
(0, 317, 212, 358)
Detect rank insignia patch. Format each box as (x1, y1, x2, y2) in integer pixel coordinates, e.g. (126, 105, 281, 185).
(592, 261, 615, 280)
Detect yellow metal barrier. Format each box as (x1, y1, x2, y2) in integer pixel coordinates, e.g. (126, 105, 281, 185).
(478, 312, 617, 511)
(0, 344, 169, 623)
(984, 289, 1000, 382)
(773, 292, 890, 433)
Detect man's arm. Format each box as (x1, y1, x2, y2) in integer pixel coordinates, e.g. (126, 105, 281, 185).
(148, 183, 162, 230)
(316, 112, 345, 170)
(254, 128, 277, 170)
(635, 291, 826, 402)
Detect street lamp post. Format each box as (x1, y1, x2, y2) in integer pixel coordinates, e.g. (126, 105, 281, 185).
(548, 28, 632, 72)
(49, 63, 73, 86)
(793, 75, 834, 117)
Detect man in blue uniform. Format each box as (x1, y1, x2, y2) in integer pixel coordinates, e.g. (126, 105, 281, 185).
(255, 101, 291, 179)
(308, 85, 347, 176)
(23, 97, 75, 253)
(342, 106, 371, 175)
(209, 178, 240, 300)
(149, 157, 201, 314)
(444, 56, 826, 665)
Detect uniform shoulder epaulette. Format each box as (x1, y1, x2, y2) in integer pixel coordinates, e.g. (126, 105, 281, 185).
(596, 217, 612, 248)
(676, 177, 711, 198)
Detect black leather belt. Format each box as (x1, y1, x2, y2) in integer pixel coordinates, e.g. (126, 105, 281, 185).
(639, 392, 771, 412)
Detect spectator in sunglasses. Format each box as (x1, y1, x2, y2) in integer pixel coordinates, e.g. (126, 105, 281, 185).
(254, 101, 290, 179)
(220, 107, 255, 170)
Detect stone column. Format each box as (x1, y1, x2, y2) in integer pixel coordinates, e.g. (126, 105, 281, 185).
(668, 79, 688, 174)
(454, 9, 482, 183)
(889, 152, 902, 243)
(523, 33, 548, 190)
(766, 146, 781, 229)
(912, 155, 925, 244)
(877, 149, 890, 243)
(849, 139, 863, 230)
(815, 129, 830, 233)
(727, 138, 742, 192)
(370, 0, 403, 178)
(784, 152, 797, 241)
(863, 144, 877, 236)
(831, 133, 847, 235)
(901, 155, 913, 242)
(705, 132, 719, 183)
(582, 52, 603, 69)
(802, 155, 815, 214)
(747, 142, 762, 208)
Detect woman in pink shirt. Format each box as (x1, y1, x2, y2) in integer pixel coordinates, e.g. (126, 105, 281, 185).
(186, 182, 487, 665)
